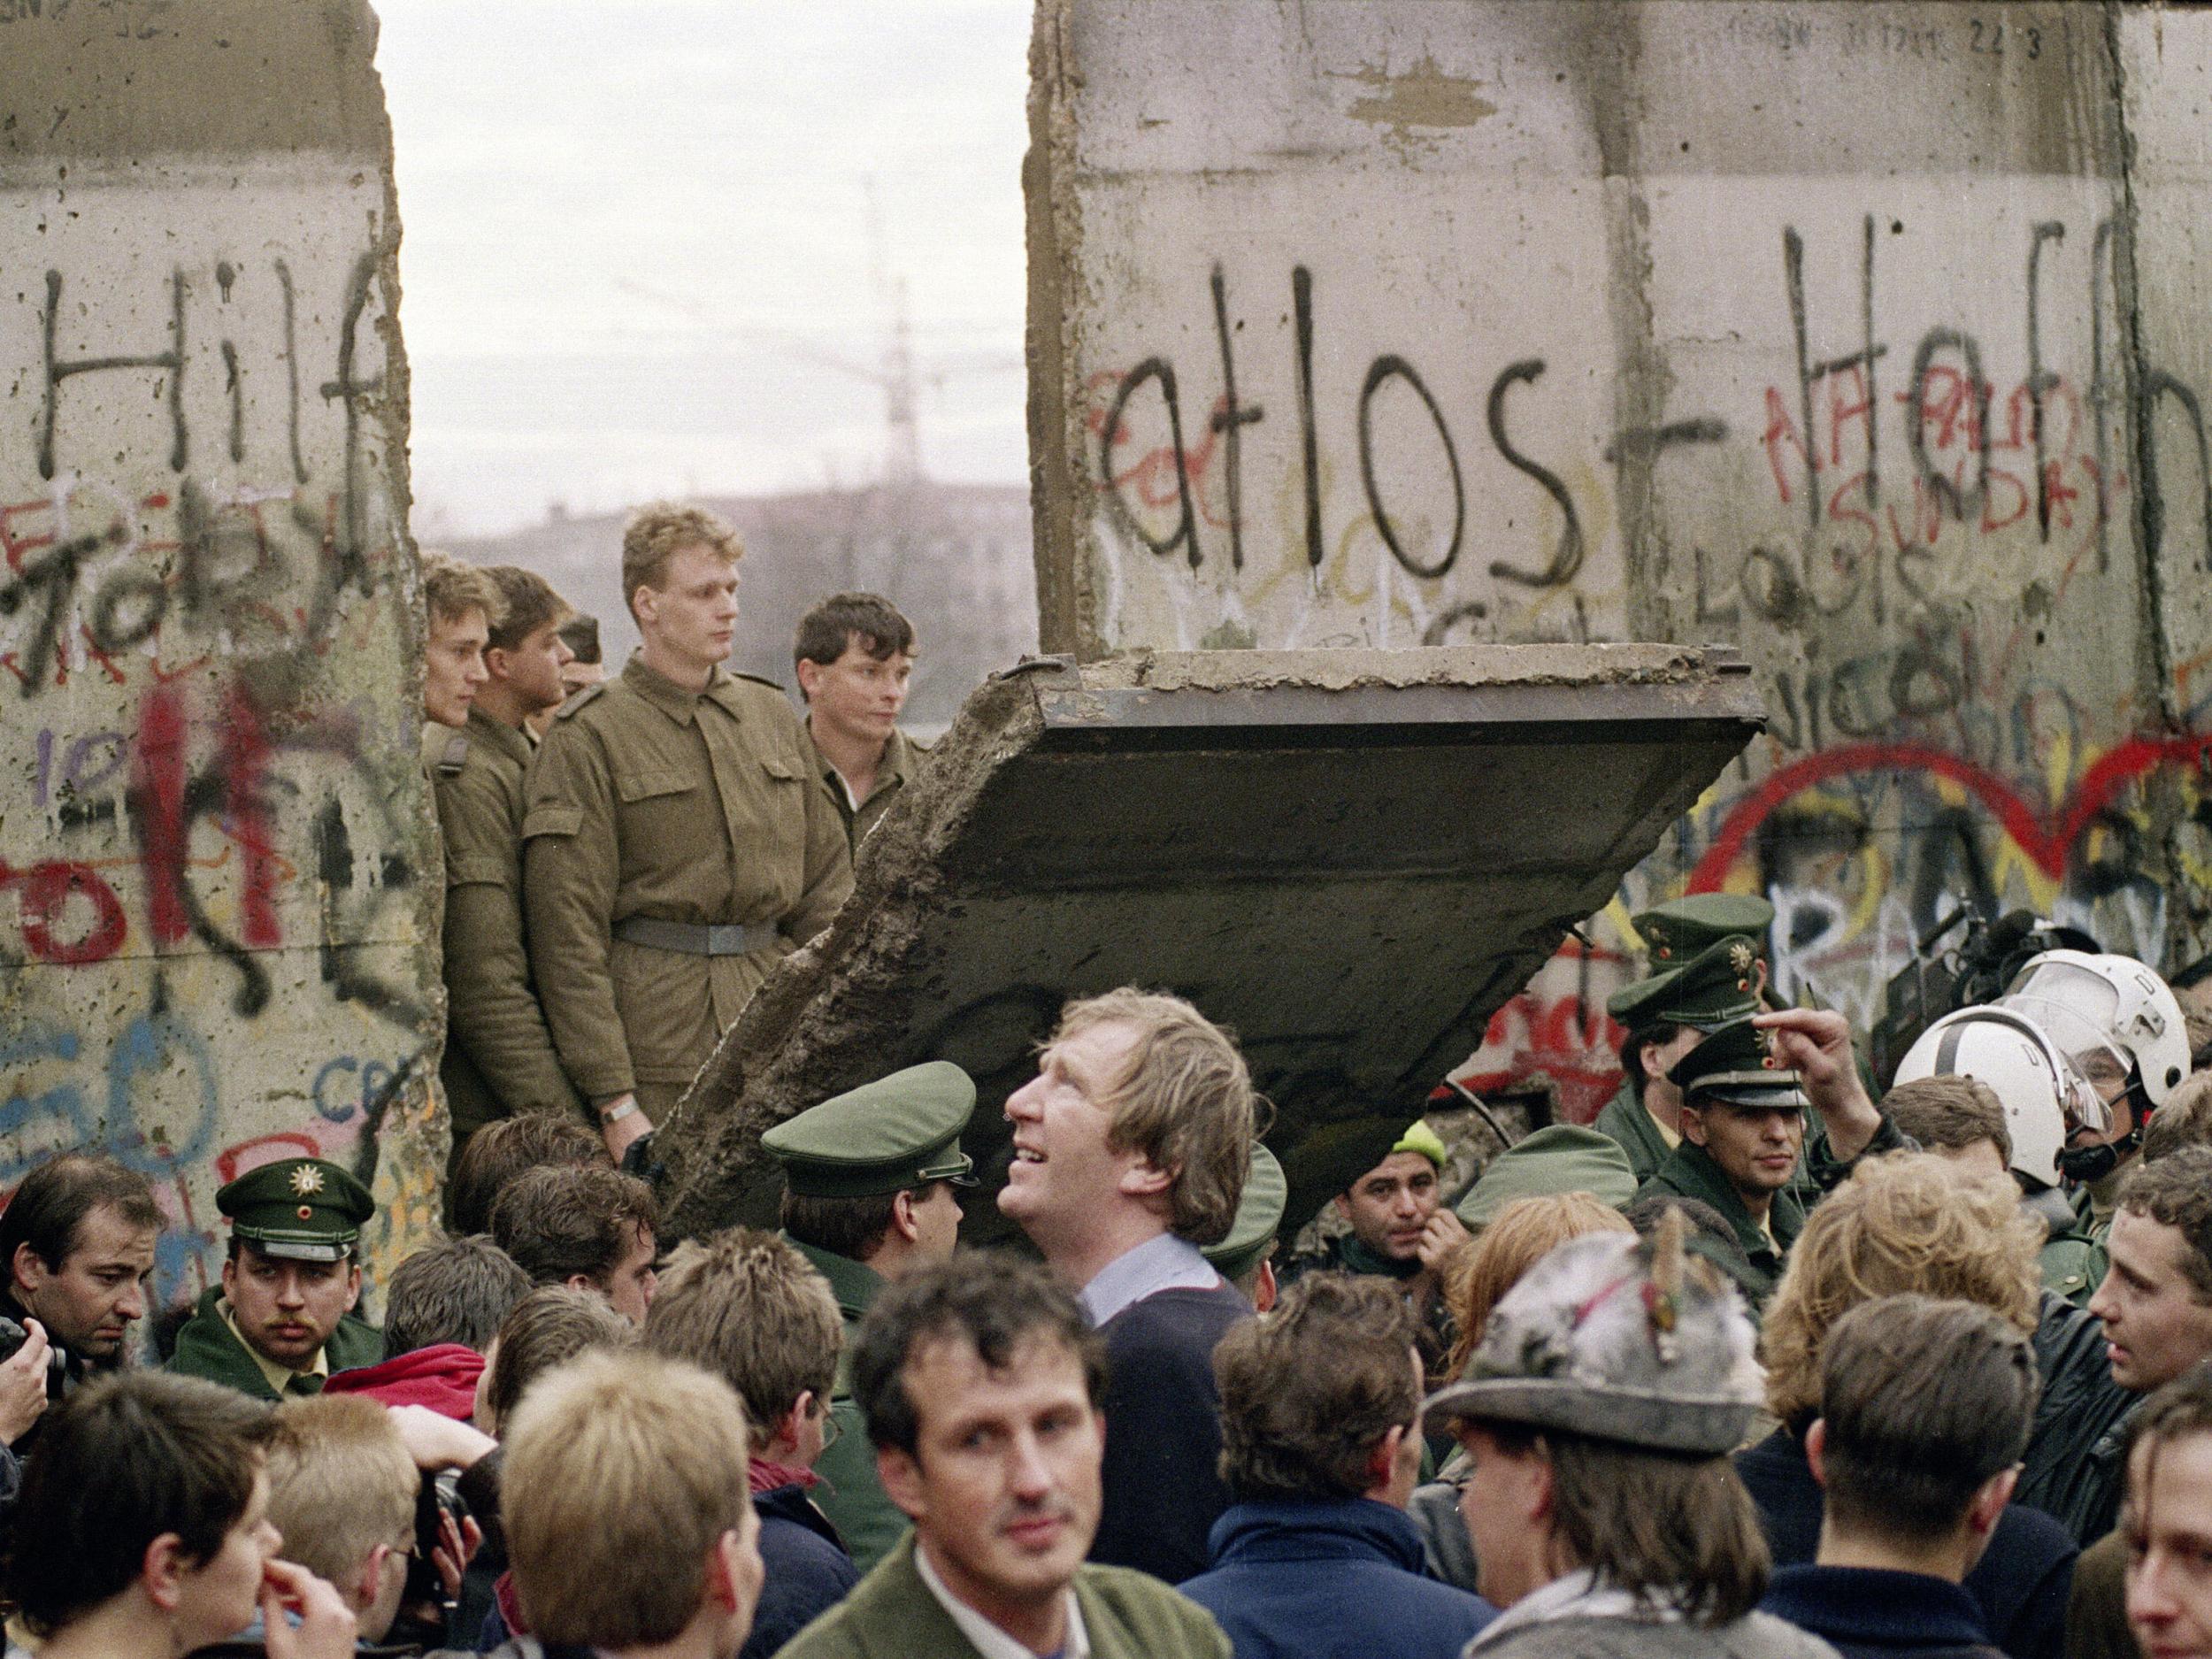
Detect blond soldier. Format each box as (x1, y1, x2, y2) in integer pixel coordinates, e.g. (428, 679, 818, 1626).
(523, 504, 852, 1159)
(433, 565, 588, 1161)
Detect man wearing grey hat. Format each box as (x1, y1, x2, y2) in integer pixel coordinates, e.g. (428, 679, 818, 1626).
(1424, 1215, 1836, 1658)
(763, 1060, 979, 1573)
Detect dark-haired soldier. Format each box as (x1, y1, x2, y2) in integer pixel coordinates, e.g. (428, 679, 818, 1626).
(794, 591, 926, 849)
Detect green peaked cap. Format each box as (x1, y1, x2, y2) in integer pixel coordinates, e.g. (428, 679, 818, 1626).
(1669, 1014, 1805, 1110)
(1454, 1125, 1638, 1230)
(217, 1156, 374, 1263)
(1632, 893, 1774, 966)
(763, 1061, 979, 1199)
(1203, 1144, 1286, 1282)
(1608, 933, 1764, 1036)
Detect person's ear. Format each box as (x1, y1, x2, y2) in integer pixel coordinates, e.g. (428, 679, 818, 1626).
(779, 1392, 817, 1455)
(1525, 1448, 1556, 1527)
(890, 1189, 922, 1246)
(483, 645, 512, 683)
(877, 1446, 927, 1523)
(356, 1543, 391, 1613)
(1333, 1192, 1353, 1223)
(142, 1532, 190, 1612)
(1803, 1418, 1828, 1487)
(9, 1242, 43, 1299)
(1363, 1424, 1407, 1493)
(1678, 1105, 1709, 1148)
(342, 1263, 363, 1314)
(564, 1271, 596, 1294)
(1253, 1259, 1278, 1314)
(220, 1254, 239, 1300)
(1118, 1158, 1172, 1202)
(1967, 1465, 2019, 1538)
(795, 658, 823, 702)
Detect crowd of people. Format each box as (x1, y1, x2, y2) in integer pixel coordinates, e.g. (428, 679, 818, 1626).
(0, 505, 2208, 1659)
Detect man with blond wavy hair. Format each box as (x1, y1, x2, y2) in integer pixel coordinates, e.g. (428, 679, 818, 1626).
(999, 987, 1256, 1583)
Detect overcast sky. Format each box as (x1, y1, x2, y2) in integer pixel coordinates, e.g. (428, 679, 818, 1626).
(373, 2, 1033, 537)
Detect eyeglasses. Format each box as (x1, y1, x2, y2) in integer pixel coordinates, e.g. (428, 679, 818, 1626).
(817, 1402, 842, 1451)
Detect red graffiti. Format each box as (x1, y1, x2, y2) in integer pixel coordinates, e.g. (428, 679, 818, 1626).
(1688, 732, 2212, 894)
(215, 1132, 322, 1187)
(1, 858, 127, 965)
(131, 683, 281, 951)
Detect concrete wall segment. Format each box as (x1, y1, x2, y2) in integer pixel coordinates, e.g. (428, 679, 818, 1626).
(0, 0, 442, 1329)
(1031, 0, 2212, 1094)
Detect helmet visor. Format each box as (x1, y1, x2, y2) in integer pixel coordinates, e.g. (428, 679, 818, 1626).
(1997, 995, 2124, 1136)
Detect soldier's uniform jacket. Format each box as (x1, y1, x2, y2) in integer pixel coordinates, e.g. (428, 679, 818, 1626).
(803, 723, 930, 851)
(522, 656, 853, 1109)
(1591, 1075, 1672, 1185)
(167, 1287, 384, 1402)
(786, 1235, 908, 1575)
(429, 709, 585, 1141)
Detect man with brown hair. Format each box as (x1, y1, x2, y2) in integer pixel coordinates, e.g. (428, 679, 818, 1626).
(488, 1164, 659, 1323)
(793, 592, 926, 849)
(419, 553, 501, 733)
(999, 987, 1257, 1582)
(1178, 1273, 1495, 1657)
(2115, 1364, 2212, 1659)
(1761, 1295, 2040, 1659)
(430, 564, 588, 1164)
(778, 1252, 1230, 1659)
(1883, 1075, 2012, 1182)
(495, 1348, 764, 1659)
(644, 1228, 859, 1659)
(446, 1111, 609, 1237)
(524, 501, 851, 1161)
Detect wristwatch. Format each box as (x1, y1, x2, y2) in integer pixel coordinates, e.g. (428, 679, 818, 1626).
(599, 1098, 640, 1125)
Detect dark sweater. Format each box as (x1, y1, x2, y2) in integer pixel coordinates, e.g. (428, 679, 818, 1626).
(1091, 1283, 1251, 1582)
(1178, 1495, 1495, 1659)
(741, 1482, 859, 1659)
(1763, 1564, 2003, 1659)
(1735, 1430, 2075, 1659)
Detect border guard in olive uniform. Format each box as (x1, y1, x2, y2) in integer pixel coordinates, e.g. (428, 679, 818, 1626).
(761, 1060, 977, 1574)
(794, 593, 930, 851)
(430, 565, 590, 1168)
(524, 503, 853, 1159)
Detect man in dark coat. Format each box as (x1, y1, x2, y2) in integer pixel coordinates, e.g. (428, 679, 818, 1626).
(1760, 1296, 2039, 1659)
(1179, 1273, 1494, 1658)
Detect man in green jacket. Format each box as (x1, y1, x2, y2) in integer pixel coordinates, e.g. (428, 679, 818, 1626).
(1635, 1010, 1902, 1302)
(776, 1252, 1231, 1659)
(761, 1061, 978, 1574)
(168, 1156, 383, 1400)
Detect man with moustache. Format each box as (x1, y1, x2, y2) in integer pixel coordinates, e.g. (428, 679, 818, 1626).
(774, 1253, 1230, 1659)
(525, 503, 851, 1162)
(168, 1157, 382, 1401)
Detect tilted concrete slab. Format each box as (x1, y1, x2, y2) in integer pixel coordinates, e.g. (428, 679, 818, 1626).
(654, 642, 1764, 1240)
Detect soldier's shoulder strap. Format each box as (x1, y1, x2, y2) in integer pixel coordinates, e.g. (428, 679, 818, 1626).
(730, 670, 787, 692)
(552, 681, 609, 720)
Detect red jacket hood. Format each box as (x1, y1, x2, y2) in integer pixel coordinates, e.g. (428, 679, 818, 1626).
(324, 1341, 485, 1417)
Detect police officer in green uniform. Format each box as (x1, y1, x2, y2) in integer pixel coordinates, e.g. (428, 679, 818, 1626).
(167, 1157, 384, 1401)
(1202, 1144, 1287, 1309)
(761, 1060, 977, 1574)
(1594, 931, 1767, 1183)
(1636, 1015, 1908, 1303)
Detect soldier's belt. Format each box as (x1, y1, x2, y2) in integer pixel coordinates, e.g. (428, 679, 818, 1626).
(613, 918, 782, 956)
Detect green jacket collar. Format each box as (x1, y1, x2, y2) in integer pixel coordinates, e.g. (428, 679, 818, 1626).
(622, 652, 747, 725)
(465, 703, 534, 768)
(787, 1235, 886, 1323)
(1644, 1142, 1805, 1278)
(1592, 1079, 1672, 1181)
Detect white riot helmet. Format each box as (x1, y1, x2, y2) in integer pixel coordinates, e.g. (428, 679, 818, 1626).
(2001, 949, 2189, 1112)
(1893, 1006, 2107, 1189)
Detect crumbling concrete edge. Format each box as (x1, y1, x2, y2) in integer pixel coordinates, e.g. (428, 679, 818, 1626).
(1025, 0, 1089, 660)
(655, 664, 1056, 1235)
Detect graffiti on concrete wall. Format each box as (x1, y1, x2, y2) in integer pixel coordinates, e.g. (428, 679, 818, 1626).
(0, 178, 440, 1314)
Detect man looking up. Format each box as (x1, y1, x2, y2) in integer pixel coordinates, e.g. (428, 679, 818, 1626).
(525, 502, 851, 1162)
(431, 565, 588, 1166)
(762, 1060, 978, 1571)
(169, 1157, 383, 1400)
(1594, 926, 1768, 1183)
(778, 1252, 1230, 1659)
(999, 987, 1256, 1581)
(794, 592, 926, 850)
(1179, 1273, 1496, 1659)
(1761, 1295, 2040, 1659)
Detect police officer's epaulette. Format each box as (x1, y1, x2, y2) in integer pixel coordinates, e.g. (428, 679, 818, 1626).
(553, 681, 608, 719)
(434, 731, 470, 776)
(731, 671, 786, 691)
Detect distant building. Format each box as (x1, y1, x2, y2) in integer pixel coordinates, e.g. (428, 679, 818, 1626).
(448, 481, 1036, 733)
